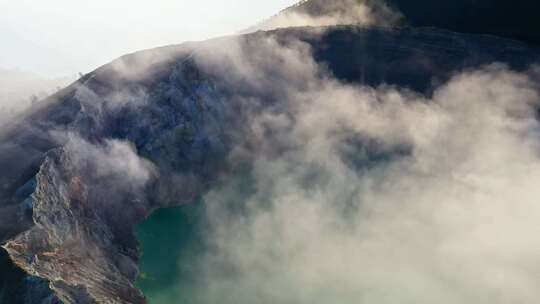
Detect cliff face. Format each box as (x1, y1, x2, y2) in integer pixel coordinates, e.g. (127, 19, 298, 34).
(5, 147, 148, 303)
(0, 26, 539, 303)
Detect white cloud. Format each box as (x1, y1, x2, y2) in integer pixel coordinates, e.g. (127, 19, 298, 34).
(61, 134, 156, 189)
(0, 68, 75, 124)
(178, 35, 540, 303)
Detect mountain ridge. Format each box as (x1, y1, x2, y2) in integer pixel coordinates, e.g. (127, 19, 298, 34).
(1, 1, 540, 302)
(258, 0, 540, 45)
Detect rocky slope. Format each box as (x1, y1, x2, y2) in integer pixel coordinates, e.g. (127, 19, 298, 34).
(0, 24, 539, 304)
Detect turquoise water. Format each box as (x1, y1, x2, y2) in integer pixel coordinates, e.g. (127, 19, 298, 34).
(135, 202, 205, 304)
(136, 171, 256, 303)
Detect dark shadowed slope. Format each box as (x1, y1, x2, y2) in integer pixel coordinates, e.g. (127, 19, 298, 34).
(276, 0, 540, 45)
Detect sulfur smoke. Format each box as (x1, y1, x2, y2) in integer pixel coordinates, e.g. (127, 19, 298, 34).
(158, 35, 540, 304)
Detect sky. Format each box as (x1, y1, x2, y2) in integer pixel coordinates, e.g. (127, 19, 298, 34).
(0, 0, 298, 77)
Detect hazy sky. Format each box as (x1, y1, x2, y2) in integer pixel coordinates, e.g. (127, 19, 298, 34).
(0, 0, 298, 77)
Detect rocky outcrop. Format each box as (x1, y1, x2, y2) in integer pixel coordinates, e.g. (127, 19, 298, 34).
(4, 147, 147, 303)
